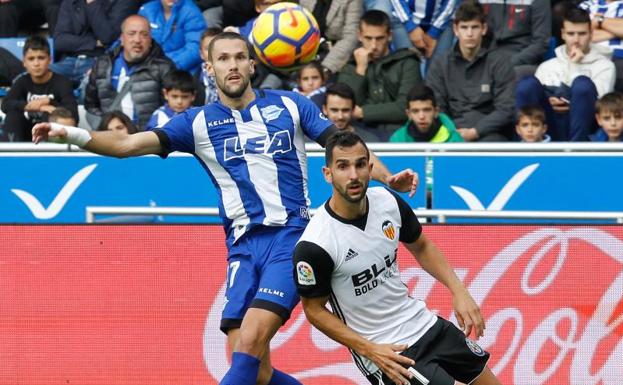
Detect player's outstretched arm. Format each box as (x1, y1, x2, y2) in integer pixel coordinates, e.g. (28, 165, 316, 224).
(301, 296, 415, 385)
(405, 233, 485, 339)
(369, 151, 419, 197)
(32, 122, 163, 158)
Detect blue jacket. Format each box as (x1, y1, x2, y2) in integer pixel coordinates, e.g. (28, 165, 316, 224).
(139, 0, 206, 72)
(589, 128, 623, 142)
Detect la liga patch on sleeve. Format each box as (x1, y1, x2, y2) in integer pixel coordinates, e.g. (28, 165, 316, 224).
(297, 261, 316, 285)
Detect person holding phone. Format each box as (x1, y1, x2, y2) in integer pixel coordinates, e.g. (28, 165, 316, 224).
(515, 7, 615, 141)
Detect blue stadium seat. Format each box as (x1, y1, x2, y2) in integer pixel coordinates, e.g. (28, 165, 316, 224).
(0, 37, 54, 61)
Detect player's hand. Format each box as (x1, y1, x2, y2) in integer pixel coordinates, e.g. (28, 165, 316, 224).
(364, 343, 414, 385)
(453, 287, 485, 339)
(32, 122, 68, 144)
(387, 168, 419, 197)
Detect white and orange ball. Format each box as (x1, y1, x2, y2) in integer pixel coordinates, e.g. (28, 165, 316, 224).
(251, 2, 321, 70)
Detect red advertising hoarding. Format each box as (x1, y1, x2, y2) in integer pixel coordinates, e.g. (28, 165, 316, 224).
(1, 225, 621, 385)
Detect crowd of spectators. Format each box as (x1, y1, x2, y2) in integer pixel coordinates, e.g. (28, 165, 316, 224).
(1, 0, 622, 143)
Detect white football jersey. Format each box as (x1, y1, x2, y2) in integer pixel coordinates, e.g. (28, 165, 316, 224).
(294, 187, 437, 376)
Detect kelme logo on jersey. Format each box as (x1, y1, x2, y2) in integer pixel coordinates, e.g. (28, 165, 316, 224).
(382, 220, 395, 240)
(465, 338, 485, 357)
(297, 261, 316, 285)
(260, 105, 284, 122)
(224, 130, 293, 161)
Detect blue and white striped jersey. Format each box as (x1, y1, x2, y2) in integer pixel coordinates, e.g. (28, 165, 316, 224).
(391, 0, 459, 38)
(146, 104, 177, 131)
(580, 0, 623, 58)
(155, 89, 334, 247)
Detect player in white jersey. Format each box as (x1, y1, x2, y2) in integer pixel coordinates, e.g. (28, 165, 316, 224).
(294, 131, 501, 385)
(32, 33, 419, 385)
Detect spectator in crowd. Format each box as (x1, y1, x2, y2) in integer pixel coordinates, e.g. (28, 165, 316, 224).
(364, 0, 412, 50)
(224, 0, 279, 40)
(300, 0, 362, 75)
(426, 0, 515, 142)
(0, 48, 24, 87)
(51, 0, 139, 88)
(390, 84, 462, 143)
(322, 82, 380, 142)
(84, 15, 175, 130)
(515, 105, 551, 142)
(145, 69, 196, 130)
(222, 0, 256, 28)
(139, 0, 206, 72)
(391, 0, 459, 71)
(48, 106, 77, 126)
(1, 36, 77, 142)
(0, 0, 62, 37)
(338, 10, 422, 140)
(195, 27, 221, 106)
(515, 7, 615, 141)
(195, 0, 224, 29)
(480, 0, 551, 75)
(590, 91, 623, 141)
(293, 61, 326, 108)
(96, 110, 139, 134)
(580, 0, 623, 92)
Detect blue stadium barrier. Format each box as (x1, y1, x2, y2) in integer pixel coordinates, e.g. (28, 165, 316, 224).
(0, 36, 55, 61)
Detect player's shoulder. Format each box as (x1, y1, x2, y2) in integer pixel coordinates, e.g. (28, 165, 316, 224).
(367, 186, 397, 202)
(259, 89, 304, 105)
(299, 203, 335, 242)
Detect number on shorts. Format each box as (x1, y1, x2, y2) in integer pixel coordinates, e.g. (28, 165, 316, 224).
(228, 261, 241, 288)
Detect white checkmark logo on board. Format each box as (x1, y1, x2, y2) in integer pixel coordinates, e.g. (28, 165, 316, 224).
(11, 164, 97, 220)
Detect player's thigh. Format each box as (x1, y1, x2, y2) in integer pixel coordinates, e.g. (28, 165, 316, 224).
(471, 367, 501, 385)
(432, 318, 491, 385)
(220, 250, 258, 333)
(251, 226, 304, 320)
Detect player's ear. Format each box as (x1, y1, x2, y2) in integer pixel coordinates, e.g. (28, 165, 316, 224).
(249, 58, 256, 76)
(368, 160, 373, 178)
(206, 61, 215, 76)
(322, 166, 332, 183)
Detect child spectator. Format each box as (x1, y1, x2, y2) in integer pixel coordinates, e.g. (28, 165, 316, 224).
(97, 111, 138, 134)
(48, 106, 77, 127)
(145, 69, 196, 130)
(195, 27, 222, 106)
(516, 106, 551, 142)
(390, 84, 463, 143)
(0, 36, 78, 142)
(591, 92, 623, 141)
(293, 61, 326, 108)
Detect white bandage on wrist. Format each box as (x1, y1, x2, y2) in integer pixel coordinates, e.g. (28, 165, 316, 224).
(50, 123, 92, 147)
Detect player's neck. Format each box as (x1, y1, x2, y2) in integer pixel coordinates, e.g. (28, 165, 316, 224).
(328, 195, 367, 220)
(219, 87, 256, 110)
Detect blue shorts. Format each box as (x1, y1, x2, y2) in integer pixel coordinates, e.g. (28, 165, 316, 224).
(220, 225, 304, 333)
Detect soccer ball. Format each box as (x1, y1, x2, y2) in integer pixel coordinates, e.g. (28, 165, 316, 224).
(251, 2, 321, 70)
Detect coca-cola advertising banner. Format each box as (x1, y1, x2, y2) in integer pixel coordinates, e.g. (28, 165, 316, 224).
(1, 225, 621, 385)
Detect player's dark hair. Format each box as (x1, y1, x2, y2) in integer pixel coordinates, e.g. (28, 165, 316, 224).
(325, 131, 370, 166)
(48, 107, 75, 123)
(163, 69, 196, 93)
(297, 61, 324, 82)
(207, 31, 250, 61)
(406, 84, 437, 108)
(360, 10, 391, 33)
(563, 7, 591, 26)
(23, 35, 50, 56)
(596, 92, 623, 115)
(325, 83, 355, 105)
(516, 105, 546, 125)
(97, 111, 138, 134)
(454, 0, 486, 24)
(201, 27, 223, 42)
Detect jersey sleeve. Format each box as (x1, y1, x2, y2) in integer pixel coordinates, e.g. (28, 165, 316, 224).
(153, 108, 201, 157)
(387, 189, 422, 243)
(293, 241, 335, 298)
(295, 93, 335, 143)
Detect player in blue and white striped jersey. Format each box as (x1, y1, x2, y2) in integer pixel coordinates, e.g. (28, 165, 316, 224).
(32, 32, 419, 385)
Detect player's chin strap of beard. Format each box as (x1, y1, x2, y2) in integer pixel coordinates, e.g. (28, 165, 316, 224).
(50, 123, 92, 147)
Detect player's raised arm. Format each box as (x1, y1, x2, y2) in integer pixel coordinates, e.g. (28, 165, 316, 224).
(32, 122, 163, 157)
